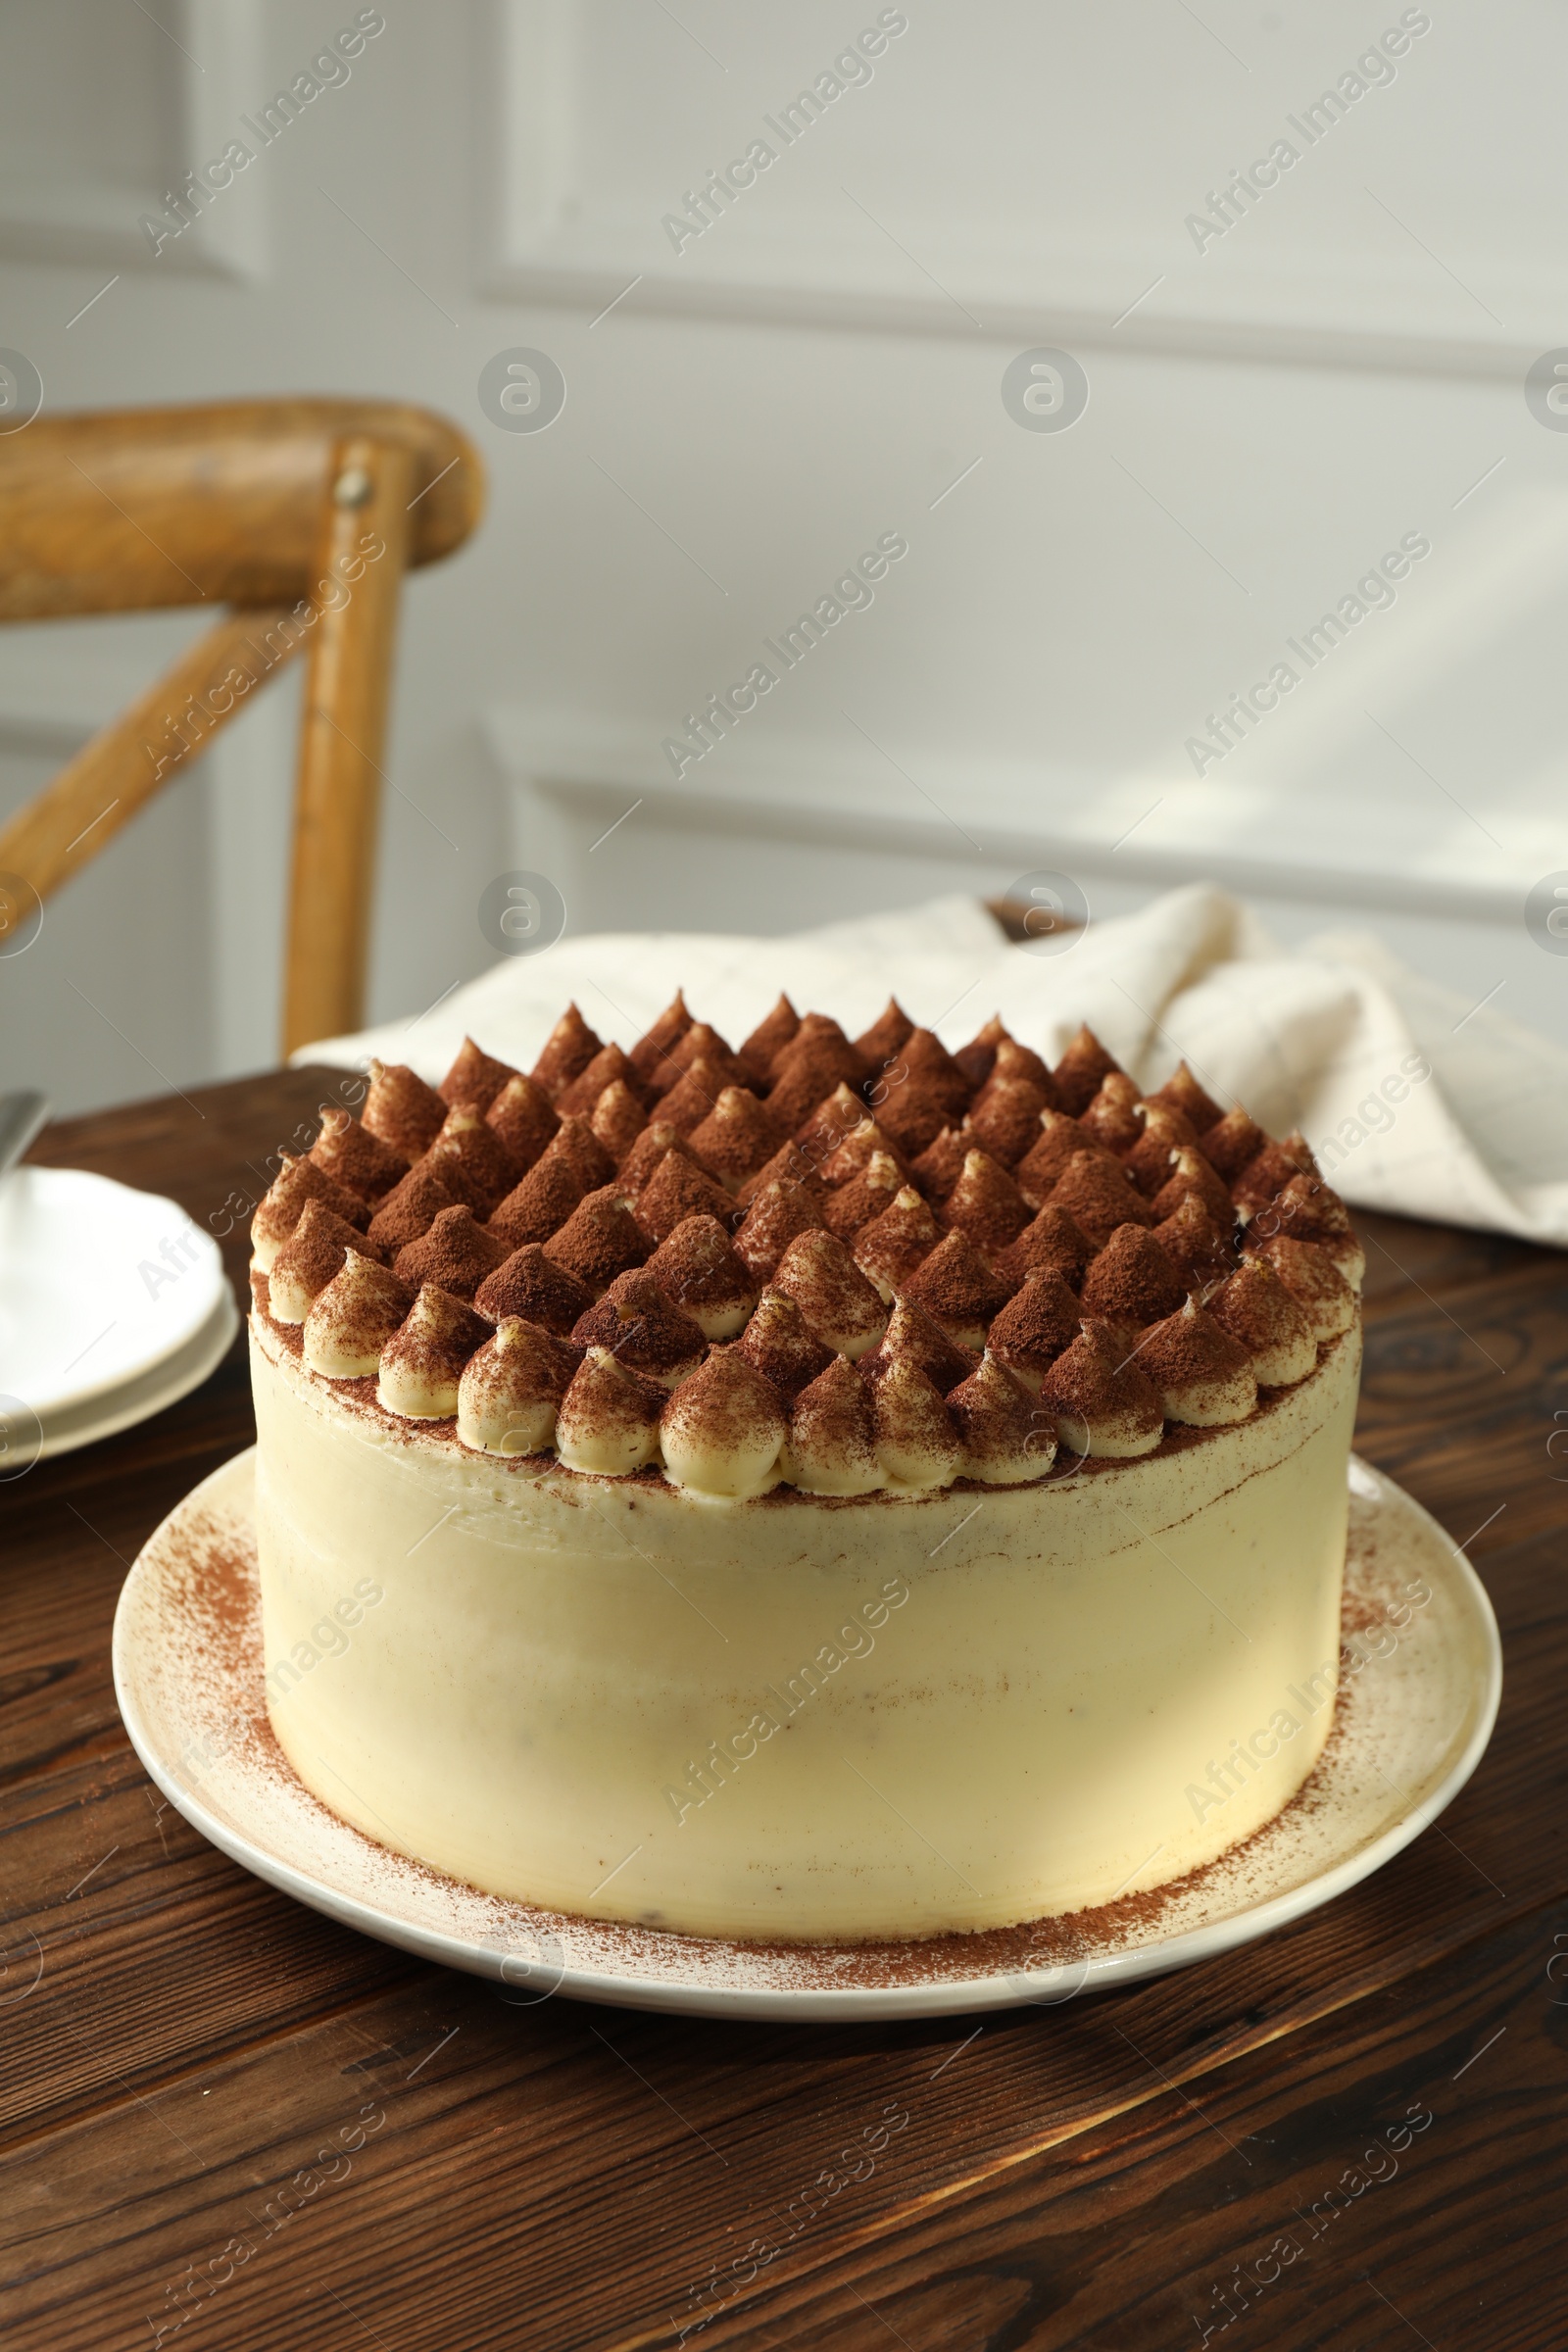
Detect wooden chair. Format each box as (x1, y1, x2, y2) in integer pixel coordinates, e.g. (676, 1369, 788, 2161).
(0, 397, 483, 1054)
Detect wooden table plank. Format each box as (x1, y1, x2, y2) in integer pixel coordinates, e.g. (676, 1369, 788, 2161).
(1353, 1256, 1568, 1549)
(709, 1892, 1568, 2350)
(1, 1074, 1563, 2351)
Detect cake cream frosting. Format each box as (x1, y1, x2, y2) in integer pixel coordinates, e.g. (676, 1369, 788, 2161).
(247, 993, 1363, 1942)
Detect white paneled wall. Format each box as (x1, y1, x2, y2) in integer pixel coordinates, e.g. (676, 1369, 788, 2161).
(1, 0, 1566, 1110)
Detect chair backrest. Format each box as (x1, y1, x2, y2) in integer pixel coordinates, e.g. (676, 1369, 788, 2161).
(0, 397, 484, 1054)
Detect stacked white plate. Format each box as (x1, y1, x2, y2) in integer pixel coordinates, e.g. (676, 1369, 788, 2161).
(0, 1166, 238, 1471)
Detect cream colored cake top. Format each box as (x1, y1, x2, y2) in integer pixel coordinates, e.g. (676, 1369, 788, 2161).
(249, 992, 1363, 1500)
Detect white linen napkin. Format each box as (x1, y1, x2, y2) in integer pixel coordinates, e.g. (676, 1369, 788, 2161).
(297, 884, 1568, 1249)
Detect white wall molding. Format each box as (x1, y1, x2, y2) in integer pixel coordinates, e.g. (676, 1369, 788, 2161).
(482, 263, 1549, 386)
(477, 0, 1560, 379)
(0, 0, 265, 279)
(482, 705, 1537, 929)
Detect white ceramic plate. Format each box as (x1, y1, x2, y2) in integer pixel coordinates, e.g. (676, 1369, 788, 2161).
(112, 1451, 1501, 2021)
(27, 1286, 238, 1464)
(0, 1165, 230, 1417)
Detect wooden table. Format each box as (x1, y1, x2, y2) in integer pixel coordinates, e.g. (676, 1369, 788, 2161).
(6, 1067, 1566, 2352)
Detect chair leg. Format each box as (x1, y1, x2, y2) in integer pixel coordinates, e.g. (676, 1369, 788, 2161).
(281, 434, 414, 1058)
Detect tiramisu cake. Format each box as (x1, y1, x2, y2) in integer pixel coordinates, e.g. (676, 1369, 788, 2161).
(248, 994, 1362, 1942)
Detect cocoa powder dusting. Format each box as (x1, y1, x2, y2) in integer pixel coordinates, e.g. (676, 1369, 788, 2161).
(257, 995, 1357, 1496)
(557, 1042, 646, 1118)
(255, 1154, 370, 1245)
(616, 1122, 687, 1197)
(859, 1298, 978, 1396)
(383, 1287, 492, 1385)
(737, 1139, 828, 1208)
(657, 1057, 737, 1137)
(818, 1120, 906, 1186)
(588, 1079, 648, 1165)
(902, 1232, 1012, 1330)
(473, 1243, 593, 1334)
(393, 1204, 512, 1302)
(529, 1004, 603, 1101)
(737, 991, 797, 1082)
(873, 1077, 960, 1159)
(543, 1115, 616, 1193)
(952, 1011, 1007, 1091)
(853, 997, 916, 1069)
(909, 1126, 970, 1200)
(1079, 1071, 1144, 1155)
(633, 1151, 736, 1245)
(987, 1272, 1082, 1375)
(485, 1073, 561, 1171)
(629, 990, 693, 1084)
(572, 1272, 706, 1380)
(310, 1106, 407, 1201)
(1041, 1320, 1160, 1427)
(686, 1087, 783, 1186)
(993, 1203, 1096, 1290)
(488, 1154, 584, 1250)
(273, 1200, 381, 1298)
(822, 1154, 904, 1240)
(1198, 1102, 1265, 1183)
(964, 1077, 1053, 1168)
(663, 1348, 786, 1455)
(940, 1150, 1031, 1250)
(1013, 1112, 1111, 1205)
(794, 1083, 871, 1165)
(643, 1213, 753, 1308)
(439, 1036, 520, 1112)
(734, 1178, 827, 1283)
(650, 1020, 746, 1094)
(367, 1165, 463, 1255)
(420, 1110, 520, 1217)
(362, 1060, 447, 1160)
(545, 1188, 651, 1290)
(1137, 1300, 1251, 1393)
(990, 1035, 1055, 1099)
(1048, 1152, 1155, 1240)
(734, 1290, 835, 1399)
(854, 1186, 942, 1291)
(1079, 1224, 1186, 1327)
(1144, 1059, 1224, 1135)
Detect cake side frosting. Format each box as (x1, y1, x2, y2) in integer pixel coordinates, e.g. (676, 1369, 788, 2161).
(252, 1317, 1359, 1939)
